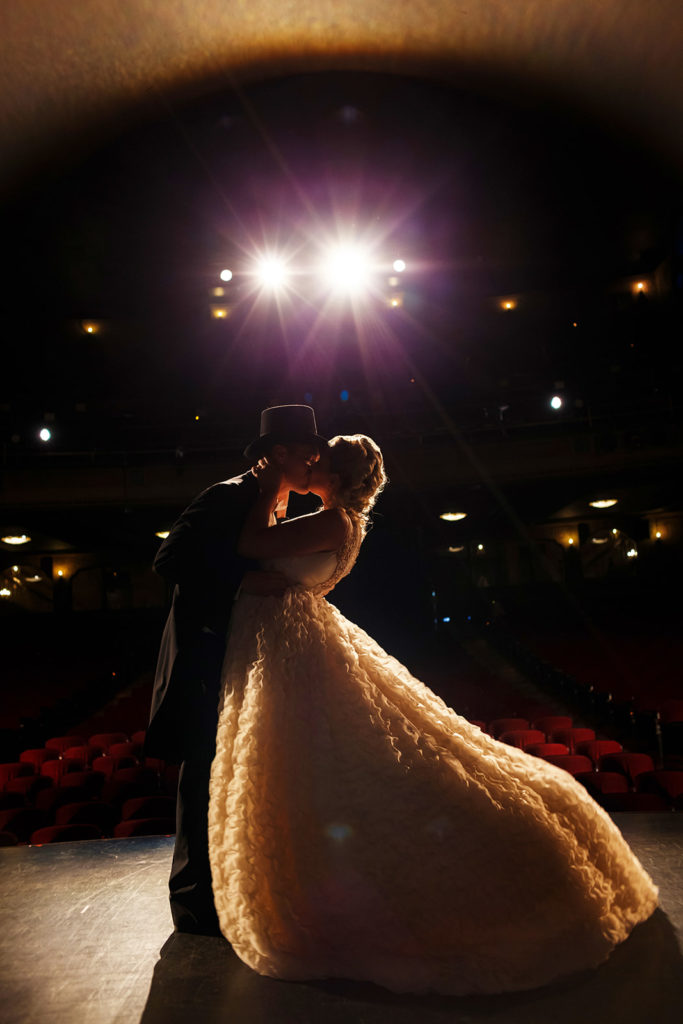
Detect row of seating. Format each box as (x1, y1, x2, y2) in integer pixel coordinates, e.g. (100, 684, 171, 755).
(0, 788, 176, 844)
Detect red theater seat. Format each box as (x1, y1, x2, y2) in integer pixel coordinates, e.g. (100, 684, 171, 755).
(131, 730, 147, 746)
(599, 753, 656, 787)
(62, 745, 102, 765)
(550, 728, 596, 753)
(541, 755, 594, 776)
(636, 770, 683, 803)
(526, 743, 570, 757)
(114, 817, 176, 838)
(575, 740, 623, 766)
(60, 771, 106, 796)
(45, 736, 87, 756)
(532, 716, 573, 737)
(575, 772, 629, 797)
(88, 732, 128, 752)
(41, 758, 87, 783)
(121, 795, 177, 820)
(488, 718, 529, 739)
(0, 762, 35, 787)
(55, 801, 118, 834)
(108, 742, 142, 761)
(6, 775, 54, 802)
(600, 792, 670, 812)
(499, 729, 546, 750)
(0, 807, 51, 843)
(19, 748, 59, 770)
(30, 823, 103, 844)
(35, 784, 93, 812)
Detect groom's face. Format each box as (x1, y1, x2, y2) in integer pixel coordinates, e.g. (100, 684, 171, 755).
(271, 443, 320, 494)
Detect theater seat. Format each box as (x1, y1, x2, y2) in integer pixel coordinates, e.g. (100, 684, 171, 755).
(30, 823, 103, 844)
(541, 755, 594, 776)
(599, 753, 655, 788)
(575, 739, 623, 766)
(6, 775, 54, 802)
(575, 772, 629, 797)
(488, 718, 529, 738)
(0, 807, 51, 843)
(600, 792, 670, 812)
(60, 771, 106, 796)
(45, 736, 87, 756)
(108, 742, 142, 761)
(114, 817, 176, 838)
(499, 729, 546, 750)
(88, 732, 128, 752)
(532, 716, 573, 737)
(550, 728, 596, 753)
(121, 795, 177, 821)
(526, 743, 570, 757)
(636, 770, 683, 804)
(41, 758, 87, 783)
(19, 748, 59, 770)
(0, 762, 34, 787)
(55, 801, 118, 835)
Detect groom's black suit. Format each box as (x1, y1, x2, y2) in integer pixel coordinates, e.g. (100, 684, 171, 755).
(147, 470, 258, 933)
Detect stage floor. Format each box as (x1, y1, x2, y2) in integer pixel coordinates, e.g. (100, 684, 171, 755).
(1, 815, 682, 1024)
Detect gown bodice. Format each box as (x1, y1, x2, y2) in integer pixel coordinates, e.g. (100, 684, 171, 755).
(263, 550, 338, 588)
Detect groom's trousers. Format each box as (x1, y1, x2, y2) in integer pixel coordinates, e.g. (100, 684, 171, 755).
(168, 640, 225, 935)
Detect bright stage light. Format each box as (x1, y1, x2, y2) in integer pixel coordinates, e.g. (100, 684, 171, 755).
(321, 244, 372, 294)
(550, 396, 563, 410)
(393, 259, 406, 273)
(219, 269, 233, 282)
(39, 427, 51, 442)
(255, 256, 288, 290)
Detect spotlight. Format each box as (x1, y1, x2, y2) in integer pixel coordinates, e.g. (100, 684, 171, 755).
(39, 427, 52, 442)
(440, 512, 467, 522)
(219, 268, 233, 282)
(255, 256, 288, 290)
(2, 534, 31, 545)
(321, 244, 372, 294)
(550, 396, 563, 410)
(392, 259, 406, 273)
(590, 499, 618, 509)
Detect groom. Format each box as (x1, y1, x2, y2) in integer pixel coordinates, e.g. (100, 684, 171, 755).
(147, 405, 327, 934)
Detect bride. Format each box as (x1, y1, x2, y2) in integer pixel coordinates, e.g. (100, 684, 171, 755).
(207, 433, 658, 996)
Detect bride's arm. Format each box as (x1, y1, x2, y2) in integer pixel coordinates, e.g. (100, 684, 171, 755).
(237, 464, 347, 559)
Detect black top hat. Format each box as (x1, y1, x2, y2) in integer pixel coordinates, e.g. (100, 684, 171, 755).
(243, 404, 328, 460)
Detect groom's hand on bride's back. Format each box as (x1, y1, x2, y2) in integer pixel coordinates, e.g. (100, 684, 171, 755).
(240, 570, 289, 597)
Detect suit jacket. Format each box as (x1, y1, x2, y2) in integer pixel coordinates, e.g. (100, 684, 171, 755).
(146, 471, 258, 761)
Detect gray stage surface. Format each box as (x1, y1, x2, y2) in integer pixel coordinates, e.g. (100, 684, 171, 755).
(1, 816, 682, 1024)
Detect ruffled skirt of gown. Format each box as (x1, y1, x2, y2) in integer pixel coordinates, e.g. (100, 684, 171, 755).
(208, 589, 658, 996)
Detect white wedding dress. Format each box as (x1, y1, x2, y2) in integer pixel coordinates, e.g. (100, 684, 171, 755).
(208, 513, 658, 995)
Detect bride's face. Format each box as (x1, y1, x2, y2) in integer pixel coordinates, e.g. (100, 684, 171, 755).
(308, 449, 337, 501)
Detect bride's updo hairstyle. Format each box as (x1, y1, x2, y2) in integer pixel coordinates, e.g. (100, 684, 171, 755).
(328, 434, 387, 527)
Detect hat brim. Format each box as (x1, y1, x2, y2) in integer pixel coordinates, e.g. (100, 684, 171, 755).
(243, 433, 329, 461)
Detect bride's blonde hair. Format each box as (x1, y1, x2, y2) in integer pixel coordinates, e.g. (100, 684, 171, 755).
(328, 434, 387, 525)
